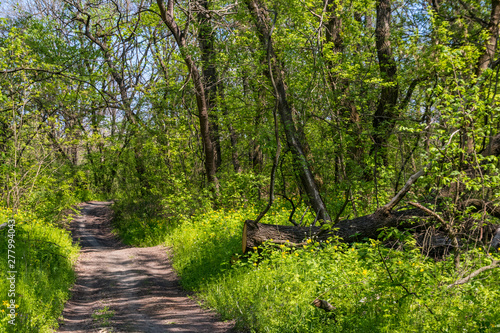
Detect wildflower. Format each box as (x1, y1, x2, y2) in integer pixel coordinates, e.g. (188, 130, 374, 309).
(253, 263, 257, 266)
(295, 253, 299, 256)
(307, 239, 312, 244)
(362, 269, 368, 276)
(253, 247, 257, 250)
(333, 245, 338, 250)
(326, 240, 329, 244)
(420, 268, 424, 272)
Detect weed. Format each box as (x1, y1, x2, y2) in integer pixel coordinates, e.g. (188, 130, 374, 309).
(0, 207, 79, 332)
(92, 306, 115, 327)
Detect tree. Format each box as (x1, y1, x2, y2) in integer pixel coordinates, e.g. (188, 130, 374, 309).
(245, 0, 331, 223)
(157, 0, 220, 192)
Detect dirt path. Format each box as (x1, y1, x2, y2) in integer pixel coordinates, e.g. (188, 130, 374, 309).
(58, 201, 234, 333)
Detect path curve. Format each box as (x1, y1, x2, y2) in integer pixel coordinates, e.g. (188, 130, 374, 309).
(58, 201, 234, 333)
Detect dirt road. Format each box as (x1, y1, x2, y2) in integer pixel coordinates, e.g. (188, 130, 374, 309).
(58, 201, 234, 333)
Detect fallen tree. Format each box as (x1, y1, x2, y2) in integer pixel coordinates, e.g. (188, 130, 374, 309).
(242, 134, 500, 254)
(242, 163, 430, 253)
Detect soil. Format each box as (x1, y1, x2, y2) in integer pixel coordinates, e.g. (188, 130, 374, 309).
(58, 201, 235, 333)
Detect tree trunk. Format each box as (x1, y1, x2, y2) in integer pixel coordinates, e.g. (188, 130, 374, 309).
(198, 0, 222, 171)
(246, 0, 330, 222)
(476, 0, 500, 75)
(371, 0, 399, 163)
(157, 0, 219, 191)
(242, 208, 421, 253)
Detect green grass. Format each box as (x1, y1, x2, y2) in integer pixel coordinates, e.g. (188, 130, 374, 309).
(92, 305, 115, 327)
(112, 198, 500, 332)
(0, 207, 79, 332)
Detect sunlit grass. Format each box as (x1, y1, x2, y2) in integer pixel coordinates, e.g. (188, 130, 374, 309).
(163, 202, 500, 332)
(0, 207, 79, 332)
(112, 197, 500, 332)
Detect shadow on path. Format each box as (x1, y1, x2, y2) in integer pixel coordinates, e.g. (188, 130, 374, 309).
(58, 201, 235, 333)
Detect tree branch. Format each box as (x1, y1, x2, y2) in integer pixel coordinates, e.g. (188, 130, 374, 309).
(447, 260, 499, 288)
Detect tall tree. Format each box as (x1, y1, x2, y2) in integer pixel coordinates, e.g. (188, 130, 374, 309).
(371, 0, 399, 163)
(197, 0, 241, 173)
(157, 0, 220, 191)
(245, 0, 331, 222)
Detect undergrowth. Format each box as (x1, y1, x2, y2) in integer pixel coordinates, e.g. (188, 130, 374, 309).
(0, 207, 79, 332)
(113, 197, 500, 332)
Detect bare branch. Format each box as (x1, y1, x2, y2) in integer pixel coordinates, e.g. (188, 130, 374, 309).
(448, 260, 500, 288)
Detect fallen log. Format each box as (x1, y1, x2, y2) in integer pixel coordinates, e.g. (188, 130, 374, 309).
(242, 134, 500, 254)
(243, 160, 433, 253)
(242, 211, 500, 254)
(242, 208, 426, 253)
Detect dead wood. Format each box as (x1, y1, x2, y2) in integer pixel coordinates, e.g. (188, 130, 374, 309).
(242, 208, 426, 253)
(312, 298, 336, 312)
(243, 133, 500, 254)
(447, 259, 500, 288)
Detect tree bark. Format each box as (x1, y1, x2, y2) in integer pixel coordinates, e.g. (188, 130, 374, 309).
(242, 208, 423, 253)
(476, 0, 500, 75)
(198, 0, 222, 171)
(246, 0, 330, 222)
(371, 0, 399, 163)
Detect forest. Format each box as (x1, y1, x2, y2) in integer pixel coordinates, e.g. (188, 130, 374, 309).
(0, 0, 500, 331)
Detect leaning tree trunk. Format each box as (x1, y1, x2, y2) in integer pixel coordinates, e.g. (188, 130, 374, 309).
(241, 148, 500, 253)
(246, 0, 330, 222)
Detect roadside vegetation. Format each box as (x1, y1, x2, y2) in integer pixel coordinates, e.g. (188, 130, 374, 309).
(2, 0, 500, 332)
(113, 196, 500, 332)
(0, 207, 80, 332)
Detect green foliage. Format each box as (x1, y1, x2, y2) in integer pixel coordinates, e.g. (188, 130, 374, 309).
(0, 207, 79, 332)
(92, 306, 115, 328)
(2, 2, 500, 332)
(153, 202, 500, 333)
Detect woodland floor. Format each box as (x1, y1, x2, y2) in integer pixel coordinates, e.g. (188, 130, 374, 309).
(57, 201, 235, 333)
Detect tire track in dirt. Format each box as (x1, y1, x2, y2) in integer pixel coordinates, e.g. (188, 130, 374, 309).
(58, 201, 234, 333)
